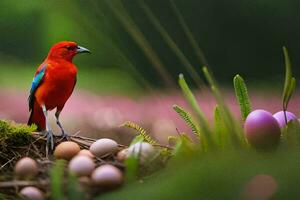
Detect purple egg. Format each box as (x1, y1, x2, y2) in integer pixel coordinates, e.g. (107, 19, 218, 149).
(273, 111, 298, 128)
(244, 109, 281, 149)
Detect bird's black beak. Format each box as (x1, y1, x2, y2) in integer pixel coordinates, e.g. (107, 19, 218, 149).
(76, 45, 91, 54)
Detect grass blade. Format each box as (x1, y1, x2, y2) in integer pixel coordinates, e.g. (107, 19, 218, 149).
(68, 173, 84, 200)
(138, 0, 204, 88)
(173, 134, 197, 156)
(124, 156, 139, 182)
(282, 47, 297, 125)
(173, 104, 201, 139)
(282, 46, 292, 110)
(202, 67, 244, 147)
(214, 105, 225, 148)
(178, 74, 214, 150)
(233, 74, 252, 121)
(104, 0, 175, 87)
(130, 135, 145, 146)
(169, 0, 209, 67)
(50, 160, 66, 200)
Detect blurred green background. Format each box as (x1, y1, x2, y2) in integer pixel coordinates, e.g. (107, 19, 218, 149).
(0, 0, 299, 95)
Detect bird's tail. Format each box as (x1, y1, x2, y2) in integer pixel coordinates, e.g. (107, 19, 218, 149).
(28, 101, 45, 131)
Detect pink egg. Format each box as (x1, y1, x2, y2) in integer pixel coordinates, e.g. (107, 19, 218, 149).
(273, 111, 298, 128)
(244, 109, 281, 149)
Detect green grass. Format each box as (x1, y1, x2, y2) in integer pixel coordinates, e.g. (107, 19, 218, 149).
(96, 45, 300, 199)
(99, 149, 300, 200)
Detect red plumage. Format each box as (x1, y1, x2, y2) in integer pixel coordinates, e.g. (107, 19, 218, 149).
(28, 41, 89, 131)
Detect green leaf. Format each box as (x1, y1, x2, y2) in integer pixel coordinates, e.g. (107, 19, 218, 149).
(178, 74, 207, 122)
(50, 160, 66, 200)
(172, 134, 196, 156)
(202, 67, 243, 147)
(283, 77, 296, 110)
(214, 105, 224, 148)
(284, 119, 300, 146)
(282, 47, 296, 111)
(233, 74, 252, 121)
(125, 155, 139, 182)
(130, 134, 145, 146)
(173, 105, 201, 139)
(178, 74, 214, 151)
(67, 172, 84, 200)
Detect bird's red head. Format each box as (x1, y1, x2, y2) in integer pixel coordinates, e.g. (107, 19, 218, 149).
(47, 41, 90, 62)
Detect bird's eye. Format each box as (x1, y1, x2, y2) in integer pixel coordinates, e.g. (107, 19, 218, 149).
(65, 46, 74, 51)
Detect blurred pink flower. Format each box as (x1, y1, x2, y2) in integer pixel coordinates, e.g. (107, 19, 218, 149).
(0, 89, 299, 144)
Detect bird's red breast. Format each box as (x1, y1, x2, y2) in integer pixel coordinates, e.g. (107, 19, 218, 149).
(35, 41, 79, 110)
(28, 41, 90, 130)
(34, 61, 77, 110)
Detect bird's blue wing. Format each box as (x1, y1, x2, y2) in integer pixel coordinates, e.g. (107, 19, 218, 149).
(28, 64, 47, 111)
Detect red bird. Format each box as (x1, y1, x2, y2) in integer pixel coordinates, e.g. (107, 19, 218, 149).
(28, 41, 90, 151)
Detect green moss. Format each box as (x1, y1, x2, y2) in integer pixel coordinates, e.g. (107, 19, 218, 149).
(0, 120, 37, 150)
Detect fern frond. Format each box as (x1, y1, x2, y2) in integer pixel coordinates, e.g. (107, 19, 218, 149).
(173, 105, 201, 138)
(121, 121, 158, 145)
(233, 74, 252, 121)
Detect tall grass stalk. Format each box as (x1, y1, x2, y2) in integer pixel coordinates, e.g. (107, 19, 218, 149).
(178, 74, 215, 151)
(282, 47, 296, 124)
(169, 0, 209, 67)
(202, 67, 244, 147)
(104, 0, 175, 87)
(138, 0, 204, 88)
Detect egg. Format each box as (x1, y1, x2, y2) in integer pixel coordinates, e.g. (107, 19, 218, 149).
(20, 186, 44, 200)
(127, 142, 157, 164)
(89, 138, 118, 158)
(78, 149, 94, 158)
(68, 155, 95, 177)
(244, 109, 281, 149)
(14, 157, 38, 178)
(116, 148, 129, 162)
(242, 174, 278, 200)
(273, 111, 298, 128)
(91, 164, 123, 188)
(54, 141, 81, 160)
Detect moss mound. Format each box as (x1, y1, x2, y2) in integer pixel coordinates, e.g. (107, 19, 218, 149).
(0, 120, 37, 152)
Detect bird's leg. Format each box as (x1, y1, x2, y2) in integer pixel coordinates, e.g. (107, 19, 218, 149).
(42, 105, 54, 154)
(55, 110, 69, 139)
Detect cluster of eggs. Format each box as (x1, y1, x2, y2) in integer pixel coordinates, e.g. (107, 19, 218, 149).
(14, 138, 136, 200)
(244, 110, 299, 149)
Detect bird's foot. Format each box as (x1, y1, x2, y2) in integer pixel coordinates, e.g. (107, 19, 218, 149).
(61, 132, 70, 140)
(57, 129, 70, 142)
(56, 120, 70, 141)
(44, 130, 54, 156)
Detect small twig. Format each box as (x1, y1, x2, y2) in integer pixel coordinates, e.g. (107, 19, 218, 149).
(71, 130, 82, 137)
(118, 144, 127, 148)
(29, 148, 44, 160)
(69, 138, 92, 148)
(0, 180, 48, 188)
(70, 135, 96, 142)
(152, 144, 174, 150)
(37, 159, 53, 165)
(175, 128, 182, 136)
(0, 157, 16, 170)
(32, 131, 97, 144)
